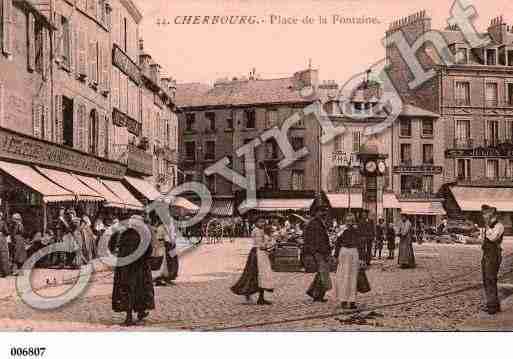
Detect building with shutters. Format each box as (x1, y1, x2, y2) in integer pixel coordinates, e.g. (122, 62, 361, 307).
(139, 38, 179, 194)
(385, 11, 513, 231)
(0, 0, 183, 233)
(175, 69, 325, 216)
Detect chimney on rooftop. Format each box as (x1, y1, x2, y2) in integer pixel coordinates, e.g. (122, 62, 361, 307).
(293, 68, 319, 90)
(488, 15, 508, 44)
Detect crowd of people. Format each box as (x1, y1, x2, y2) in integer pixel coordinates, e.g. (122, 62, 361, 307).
(230, 207, 418, 309)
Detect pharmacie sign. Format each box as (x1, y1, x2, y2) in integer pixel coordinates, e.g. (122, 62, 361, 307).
(113, 45, 141, 85)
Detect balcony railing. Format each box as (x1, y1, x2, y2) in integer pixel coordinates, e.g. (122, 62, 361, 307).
(112, 144, 153, 175)
(486, 100, 499, 108)
(453, 138, 474, 149)
(399, 191, 440, 200)
(485, 138, 500, 147)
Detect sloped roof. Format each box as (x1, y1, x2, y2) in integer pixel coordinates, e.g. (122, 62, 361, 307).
(400, 104, 439, 118)
(175, 77, 314, 108)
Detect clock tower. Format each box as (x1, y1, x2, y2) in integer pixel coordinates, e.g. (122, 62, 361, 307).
(358, 138, 388, 220)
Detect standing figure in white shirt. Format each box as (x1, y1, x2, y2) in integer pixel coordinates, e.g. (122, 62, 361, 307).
(481, 205, 505, 315)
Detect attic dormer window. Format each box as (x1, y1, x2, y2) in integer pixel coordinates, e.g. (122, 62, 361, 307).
(486, 49, 497, 65)
(456, 47, 468, 64)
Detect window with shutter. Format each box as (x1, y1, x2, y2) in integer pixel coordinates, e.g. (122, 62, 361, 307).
(97, 44, 103, 88)
(74, 102, 82, 149)
(42, 27, 49, 81)
(44, 101, 51, 141)
(102, 42, 109, 93)
(68, 20, 74, 73)
(33, 101, 42, 138)
(112, 67, 119, 108)
(54, 14, 62, 63)
(78, 29, 87, 78)
(88, 41, 98, 85)
(55, 95, 63, 144)
(2, 0, 13, 56)
(97, 112, 105, 157)
(27, 12, 35, 71)
(81, 104, 88, 152)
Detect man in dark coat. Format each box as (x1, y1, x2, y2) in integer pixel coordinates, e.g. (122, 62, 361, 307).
(359, 210, 376, 266)
(304, 205, 332, 303)
(481, 205, 504, 315)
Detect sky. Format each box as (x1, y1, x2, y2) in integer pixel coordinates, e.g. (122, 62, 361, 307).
(133, 0, 513, 85)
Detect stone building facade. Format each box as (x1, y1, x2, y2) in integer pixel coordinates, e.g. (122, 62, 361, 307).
(386, 11, 513, 230)
(176, 69, 322, 215)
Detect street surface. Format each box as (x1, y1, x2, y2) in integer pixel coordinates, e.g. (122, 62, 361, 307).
(0, 239, 512, 331)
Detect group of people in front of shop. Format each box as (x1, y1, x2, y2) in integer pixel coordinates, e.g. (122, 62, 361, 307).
(231, 206, 417, 309)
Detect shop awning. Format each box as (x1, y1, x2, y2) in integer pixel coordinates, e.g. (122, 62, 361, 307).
(450, 186, 513, 212)
(173, 197, 200, 211)
(210, 199, 234, 216)
(253, 198, 314, 212)
(36, 167, 104, 202)
(74, 175, 126, 209)
(124, 176, 160, 201)
(0, 161, 75, 203)
(400, 201, 446, 216)
(326, 193, 363, 209)
(102, 180, 144, 210)
(383, 193, 401, 209)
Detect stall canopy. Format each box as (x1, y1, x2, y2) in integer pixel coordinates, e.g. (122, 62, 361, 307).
(124, 176, 160, 201)
(102, 180, 144, 210)
(173, 197, 200, 211)
(210, 199, 234, 216)
(400, 201, 446, 216)
(450, 186, 513, 212)
(252, 198, 314, 212)
(74, 175, 126, 209)
(0, 161, 75, 203)
(383, 193, 401, 209)
(326, 193, 363, 209)
(36, 167, 104, 202)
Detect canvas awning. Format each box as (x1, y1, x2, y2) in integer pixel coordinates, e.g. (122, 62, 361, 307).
(400, 201, 446, 216)
(0, 161, 75, 203)
(326, 193, 363, 209)
(102, 180, 144, 210)
(450, 186, 513, 212)
(253, 198, 314, 212)
(36, 167, 104, 202)
(210, 199, 234, 216)
(383, 193, 401, 209)
(124, 176, 160, 201)
(74, 175, 126, 209)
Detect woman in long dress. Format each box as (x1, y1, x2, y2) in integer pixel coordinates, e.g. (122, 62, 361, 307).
(112, 216, 155, 326)
(398, 214, 416, 268)
(231, 217, 274, 305)
(153, 218, 179, 286)
(334, 213, 362, 310)
(80, 218, 96, 264)
(11, 213, 27, 275)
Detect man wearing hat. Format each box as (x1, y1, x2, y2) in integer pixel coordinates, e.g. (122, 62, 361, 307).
(481, 205, 504, 315)
(304, 204, 332, 303)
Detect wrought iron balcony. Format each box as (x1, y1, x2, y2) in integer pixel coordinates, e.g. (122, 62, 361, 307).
(485, 138, 500, 147)
(453, 138, 474, 149)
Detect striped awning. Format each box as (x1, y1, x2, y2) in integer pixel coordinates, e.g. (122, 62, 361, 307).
(210, 199, 234, 216)
(74, 175, 126, 209)
(0, 161, 75, 203)
(383, 193, 401, 209)
(102, 180, 144, 210)
(36, 167, 104, 202)
(124, 176, 160, 201)
(326, 193, 363, 209)
(252, 198, 314, 212)
(450, 186, 513, 212)
(400, 201, 446, 216)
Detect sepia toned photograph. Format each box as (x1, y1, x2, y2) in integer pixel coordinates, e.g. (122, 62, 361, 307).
(0, 0, 513, 346)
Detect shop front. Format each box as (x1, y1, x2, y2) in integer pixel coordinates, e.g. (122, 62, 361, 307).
(0, 127, 134, 234)
(399, 200, 446, 228)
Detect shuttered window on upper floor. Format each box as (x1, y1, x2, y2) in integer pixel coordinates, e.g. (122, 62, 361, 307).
(1, 0, 13, 56)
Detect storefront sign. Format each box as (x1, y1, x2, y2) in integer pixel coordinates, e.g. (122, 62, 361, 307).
(113, 45, 141, 85)
(112, 108, 141, 136)
(126, 144, 153, 176)
(0, 127, 125, 178)
(393, 165, 443, 174)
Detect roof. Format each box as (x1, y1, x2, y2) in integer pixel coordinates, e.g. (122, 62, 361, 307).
(400, 104, 439, 118)
(175, 77, 315, 108)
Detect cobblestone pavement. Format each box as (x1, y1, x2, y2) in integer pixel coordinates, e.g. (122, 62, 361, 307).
(0, 239, 512, 331)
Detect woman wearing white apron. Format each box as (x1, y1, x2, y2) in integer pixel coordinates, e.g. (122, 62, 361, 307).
(231, 217, 274, 305)
(334, 213, 362, 310)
